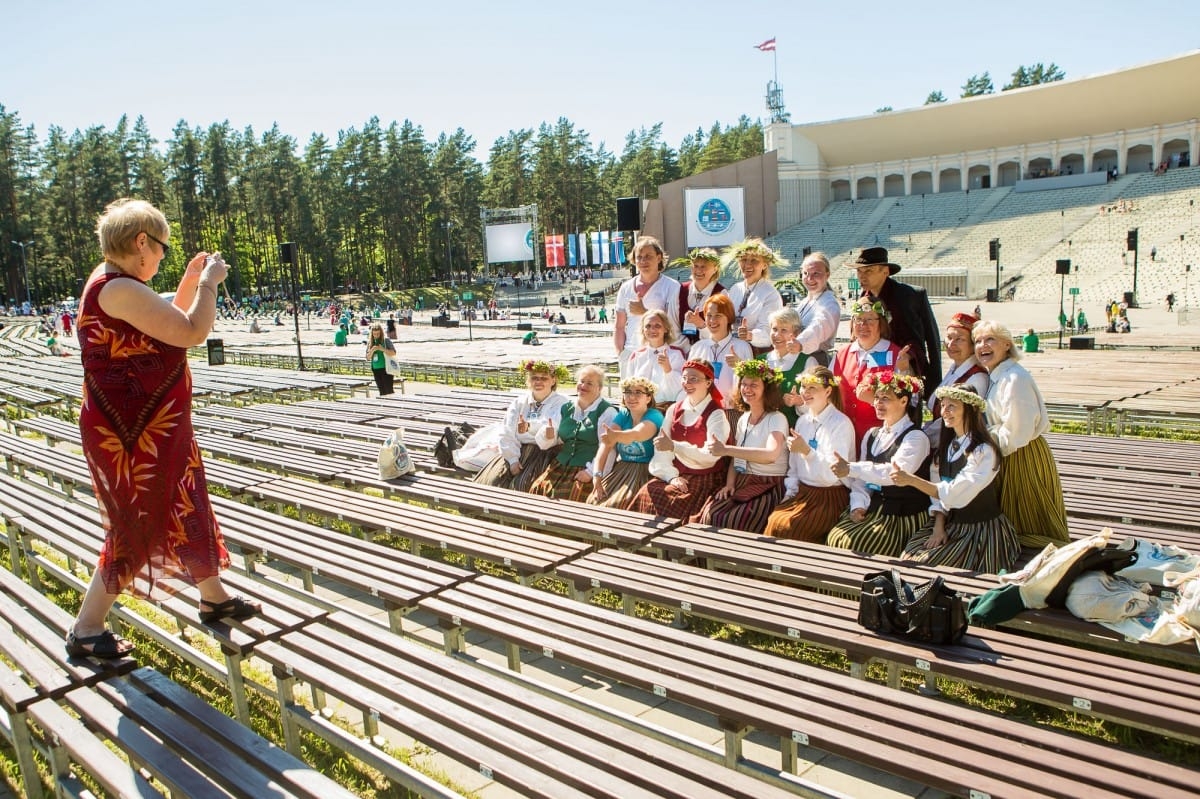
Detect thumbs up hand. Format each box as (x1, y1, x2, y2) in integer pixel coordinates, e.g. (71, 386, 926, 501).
(831, 452, 850, 478)
(517, 414, 529, 435)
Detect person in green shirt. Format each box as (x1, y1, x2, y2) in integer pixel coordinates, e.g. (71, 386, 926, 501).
(333, 323, 348, 346)
(365, 322, 397, 395)
(1022, 328, 1039, 353)
(1076, 309, 1088, 332)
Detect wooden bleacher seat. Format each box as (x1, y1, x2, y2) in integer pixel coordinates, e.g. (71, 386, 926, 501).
(418, 574, 1199, 798)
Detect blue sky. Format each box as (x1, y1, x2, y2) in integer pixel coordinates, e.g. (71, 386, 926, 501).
(3, 0, 1196, 158)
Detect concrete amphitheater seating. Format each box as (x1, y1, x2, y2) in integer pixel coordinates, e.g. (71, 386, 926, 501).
(769, 166, 1200, 307)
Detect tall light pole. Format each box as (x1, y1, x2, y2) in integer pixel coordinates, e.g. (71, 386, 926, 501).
(443, 220, 455, 288)
(10, 240, 33, 307)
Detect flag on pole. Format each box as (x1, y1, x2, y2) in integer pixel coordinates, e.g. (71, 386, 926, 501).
(545, 234, 565, 268)
(590, 231, 603, 265)
(567, 233, 578, 267)
(576, 233, 587, 266)
(599, 231, 612, 265)
(611, 231, 625, 266)
(755, 37, 776, 51)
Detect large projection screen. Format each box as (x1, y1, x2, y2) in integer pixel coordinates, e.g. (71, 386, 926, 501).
(486, 222, 534, 264)
(684, 187, 746, 248)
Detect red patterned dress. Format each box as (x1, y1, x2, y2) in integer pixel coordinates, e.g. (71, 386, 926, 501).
(78, 270, 230, 599)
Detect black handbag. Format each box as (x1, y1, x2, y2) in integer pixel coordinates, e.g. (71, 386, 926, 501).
(857, 569, 968, 644)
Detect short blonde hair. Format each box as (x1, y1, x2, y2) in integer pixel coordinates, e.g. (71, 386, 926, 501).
(768, 306, 802, 335)
(577, 364, 606, 387)
(96, 198, 169, 259)
(972, 319, 1020, 362)
(639, 308, 680, 345)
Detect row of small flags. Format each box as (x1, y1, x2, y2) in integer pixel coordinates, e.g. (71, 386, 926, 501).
(544, 231, 625, 268)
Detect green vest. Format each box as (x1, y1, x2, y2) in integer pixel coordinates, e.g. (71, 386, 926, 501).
(555, 399, 611, 467)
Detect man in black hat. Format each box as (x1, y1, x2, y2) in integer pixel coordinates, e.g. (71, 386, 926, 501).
(851, 246, 941, 397)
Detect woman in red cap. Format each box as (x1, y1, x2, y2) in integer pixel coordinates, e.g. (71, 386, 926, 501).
(628, 359, 732, 520)
(923, 312, 989, 443)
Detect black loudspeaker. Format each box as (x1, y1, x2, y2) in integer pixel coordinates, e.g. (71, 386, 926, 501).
(988, 239, 1000, 261)
(1126, 229, 1138, 252)
(280, 242, 297, 264)
(1055, 259, 1071, 275)
(616, 197, 641, 231)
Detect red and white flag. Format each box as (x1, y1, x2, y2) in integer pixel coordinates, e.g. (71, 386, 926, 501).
(755, 37, 776, 52)
(545, 234, 565, 268)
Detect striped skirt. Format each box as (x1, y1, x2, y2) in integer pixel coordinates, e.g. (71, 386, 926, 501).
(629, 469, 726, 521)
(528, 459, 592, 501)
(763, 483, 850, 543)
(826, 507, 927, 558)
(473, 443, 558, 494)
(586, 459, 651, 510)
(692, 473, 785, 534)
(902, 514, 1021, 574)
(998, 435, 1070, 549)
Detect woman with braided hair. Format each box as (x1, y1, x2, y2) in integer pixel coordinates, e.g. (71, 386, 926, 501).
(893, 385, 1019, 572)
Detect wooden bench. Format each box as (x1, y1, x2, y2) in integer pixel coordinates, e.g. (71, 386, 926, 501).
(337, 468, 677, 549)
(418, 574, 1199, 798)
(249, 476, 592, 583)
(12, 414, 80, 446)
(196, 432, 359, 481)
(0, 473, 330, 726)
(254, 609, 802, 799)
(553, 548, 1200, 743)
(0, 430, 92, 497)
(647, 522, 1200, 666)
(210, 494, 475, 632)
(0, 554, 358, 799)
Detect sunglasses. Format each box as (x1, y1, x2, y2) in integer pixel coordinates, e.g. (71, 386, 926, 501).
(145, 232, 170, 258)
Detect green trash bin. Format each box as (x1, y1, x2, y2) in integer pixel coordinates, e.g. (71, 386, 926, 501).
(206, 338, 225, 366)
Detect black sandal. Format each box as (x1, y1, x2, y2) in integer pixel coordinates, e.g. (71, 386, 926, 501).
(65, 629, 134, 659)
(199, 596, 262, 624)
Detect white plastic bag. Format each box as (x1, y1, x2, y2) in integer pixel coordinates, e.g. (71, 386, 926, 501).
(378, 427, 415, 479)
(452, 422, 505, 472)
(385, 354, 403, 376)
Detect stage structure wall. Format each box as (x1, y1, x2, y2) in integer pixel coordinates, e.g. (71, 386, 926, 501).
(767, 50, 1200, 231)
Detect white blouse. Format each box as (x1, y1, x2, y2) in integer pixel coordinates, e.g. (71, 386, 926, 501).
(726, 279, 784, 349)
(732, 411, 790, 476)
(984, 357, 1050, 456)
(498, 390, 569, 465)
(784, 403, 857, 496)
(626, 345, 687, 403)
(846, 417, 931, 511)
(687, 334, 755, 406)
(930, 438, 1000, 514)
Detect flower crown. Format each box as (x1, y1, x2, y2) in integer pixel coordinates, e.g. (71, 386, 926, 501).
(851, 298, 890, 320)
(934, 384, 987, 411)
(862, 370, 923, 396)
(720, 239, 789, 270)
(669, 247, 723, 268)
(518, 359, 570, 383)
(734, 359, 783, 384)
(799, 372, 842, 389)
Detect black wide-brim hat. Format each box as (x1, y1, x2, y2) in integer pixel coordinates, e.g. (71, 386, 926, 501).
(851, 246, 902, 275)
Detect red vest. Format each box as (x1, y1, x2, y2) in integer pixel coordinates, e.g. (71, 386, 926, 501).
(670, 398, 728, 476)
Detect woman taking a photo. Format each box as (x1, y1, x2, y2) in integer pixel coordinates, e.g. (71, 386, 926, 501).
(763, 367, 856, 542)
(528, 365, 618, 502)
(587, 376, 664, 509)
(892, 385, 1020, 573)
(826, 372, 930, 558)
(624, 309, 686, 411)
(366, 322, 398, 396)
(69, 199, 259, 658)
(629, 359, 732, 520)
(473, 359, 570, 492)
(972, 321, 1069, 548)
(692, 360, 790, 533)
